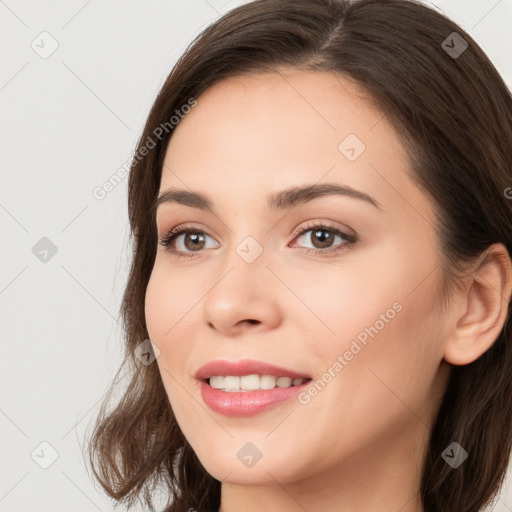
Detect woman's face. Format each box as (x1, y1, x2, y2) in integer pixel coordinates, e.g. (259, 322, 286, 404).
(145, 69, 451, 492)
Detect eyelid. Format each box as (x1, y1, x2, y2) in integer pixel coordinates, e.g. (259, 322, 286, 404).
(158, 223, 219, 248)
(290, 219, 355, 241)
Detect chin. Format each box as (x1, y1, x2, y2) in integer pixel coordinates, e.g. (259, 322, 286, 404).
(195, 445, 308, 486)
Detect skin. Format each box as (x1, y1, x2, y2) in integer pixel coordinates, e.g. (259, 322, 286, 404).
(144, 69, 512, 512)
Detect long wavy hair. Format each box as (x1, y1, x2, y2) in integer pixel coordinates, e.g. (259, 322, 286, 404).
(84, 1, 512, 511)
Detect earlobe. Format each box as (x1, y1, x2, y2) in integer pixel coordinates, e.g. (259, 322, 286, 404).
(443, 243, 512, 366)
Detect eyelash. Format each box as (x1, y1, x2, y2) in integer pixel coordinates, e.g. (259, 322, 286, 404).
(158, 221, 356, 259)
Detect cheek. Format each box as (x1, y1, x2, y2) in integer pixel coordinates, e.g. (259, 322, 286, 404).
(144, 268, 194, 410)
(298, 284, 445, 471)
(144, 262, 204, 380)
(305, 242, 445, 404)
(322, 271, 445, 432)
(144, 261, 194, 341)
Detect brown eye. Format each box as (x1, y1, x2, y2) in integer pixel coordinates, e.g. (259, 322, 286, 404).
(181, 232, 206, 251)
(308, 229, 336, 249)
(293, 224, 355, 253)
(159, 226, 219, 256)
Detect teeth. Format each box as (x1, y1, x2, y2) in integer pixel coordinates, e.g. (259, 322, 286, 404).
(261, 375, 277, 390)
(276, 377, 292, 388)
(241, 374, 260, 390)
(209, 375, 225, 389)
(208, 374, 306, 392)
(224, 376, 240, 391)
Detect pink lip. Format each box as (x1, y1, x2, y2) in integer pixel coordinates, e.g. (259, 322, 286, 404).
(194, 358, 312, 381)
(198, 380, 312, 417)
(194, 359, 313, 417)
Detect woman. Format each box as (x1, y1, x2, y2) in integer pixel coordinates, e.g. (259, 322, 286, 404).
(85, 1, 512, 511)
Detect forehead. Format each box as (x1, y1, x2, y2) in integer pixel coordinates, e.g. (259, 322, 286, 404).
(164, 69, 397, 169)
(159, 69, 431, 222)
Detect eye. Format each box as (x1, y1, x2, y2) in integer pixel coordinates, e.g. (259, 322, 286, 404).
(158, 224, 219, 258)
(290, 221, 356, 256)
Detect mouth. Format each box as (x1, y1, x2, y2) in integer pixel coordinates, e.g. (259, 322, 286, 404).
(195, 359, 313, 416)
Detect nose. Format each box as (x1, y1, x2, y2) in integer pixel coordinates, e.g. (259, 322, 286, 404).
(202, 245, 282, 336)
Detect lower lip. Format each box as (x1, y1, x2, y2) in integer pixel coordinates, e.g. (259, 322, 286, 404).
(199, 379, 311, 417)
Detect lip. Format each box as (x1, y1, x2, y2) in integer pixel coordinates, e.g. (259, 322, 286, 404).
(195, 359, 313, 417)
(199, 379, 312, 417)
(194, 358, 312, 381)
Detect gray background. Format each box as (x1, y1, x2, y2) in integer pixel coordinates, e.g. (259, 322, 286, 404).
(1, 1, 511, 511)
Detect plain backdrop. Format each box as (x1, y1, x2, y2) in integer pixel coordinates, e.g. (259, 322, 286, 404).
(1, 1, 511, 511)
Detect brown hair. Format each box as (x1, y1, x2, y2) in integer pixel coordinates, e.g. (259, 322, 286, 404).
(84, 1, 512, 511)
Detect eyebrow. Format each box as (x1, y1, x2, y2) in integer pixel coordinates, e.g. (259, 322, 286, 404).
(153, 183, 383, 213)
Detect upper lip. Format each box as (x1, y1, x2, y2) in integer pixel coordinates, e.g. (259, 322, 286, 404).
(195, 359, 312, 381)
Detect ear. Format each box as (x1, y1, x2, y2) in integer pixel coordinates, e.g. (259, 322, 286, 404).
(443, 243, 512, 366)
